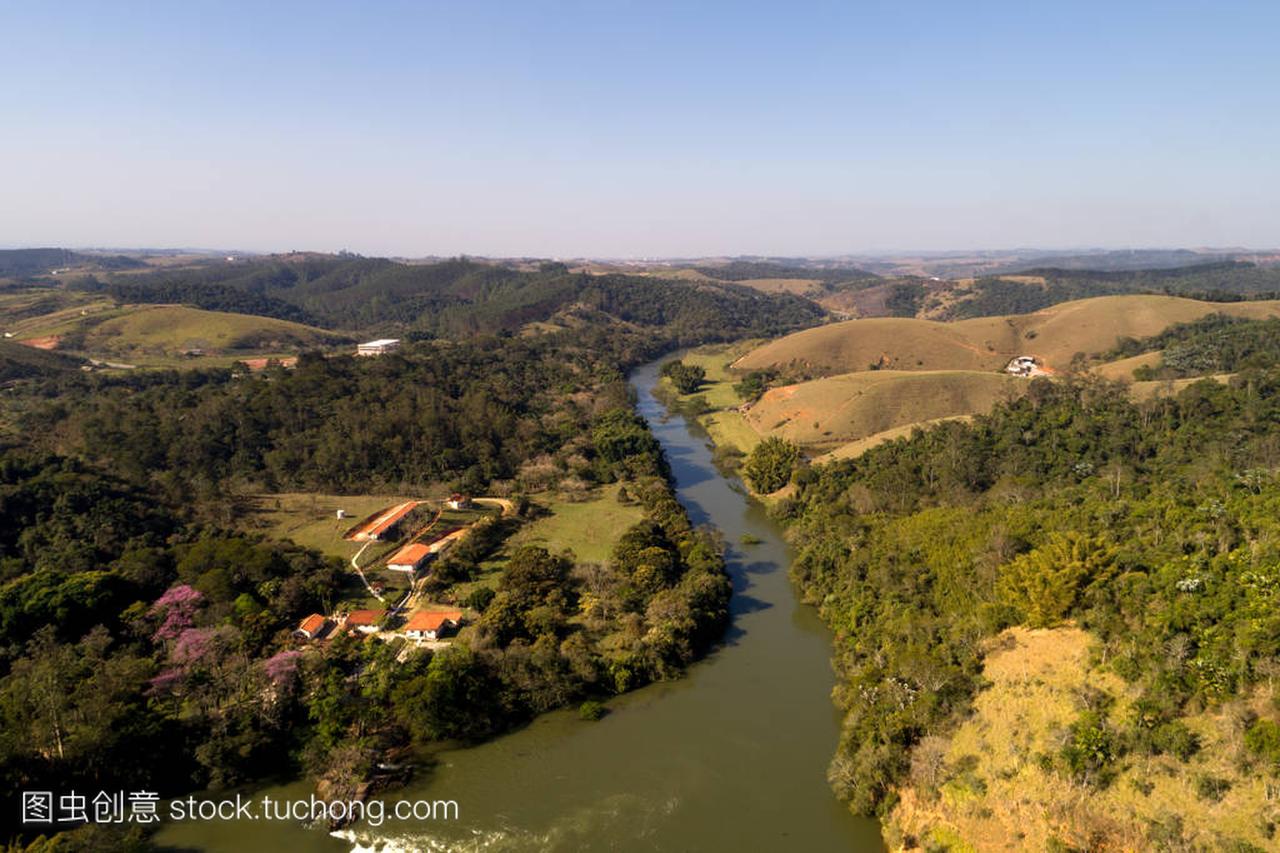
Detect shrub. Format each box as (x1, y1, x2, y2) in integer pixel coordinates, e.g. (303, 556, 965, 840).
(998, 533, 1116, 628)
(742, 436, 799, 494)
(1194, 774, 1231, 802)
(1244, 718, 1280, 773)
(659, 360, 706, 394)
(1059, 711, 1121, 787)
(465, 586, 496, 612)
(1151, 721, 1200, 762)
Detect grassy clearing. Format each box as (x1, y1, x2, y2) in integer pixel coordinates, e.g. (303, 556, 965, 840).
(1129, 373, 1233, 402)
(1093, 350, 1163, 380)
(660, 340, 761, 411)
(82, 305, 339, 357)
(500, 483, 646, 564)
(731, 277, 824, 295)
(700, 410, 761, 456)
(815, 416, 974, 463)
(888, 626, 1276, 851)
(655, 341, 766, 457)
(239, 493, 413, 559)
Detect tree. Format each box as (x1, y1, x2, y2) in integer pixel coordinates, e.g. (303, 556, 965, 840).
(742, 437, 799, 493)
(660, 360, 706, 394)
(997, 533, 1116, 628)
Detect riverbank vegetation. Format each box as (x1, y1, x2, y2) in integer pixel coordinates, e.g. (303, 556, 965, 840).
(778, 372, 1280, 849)
(0, 269, 820, 846)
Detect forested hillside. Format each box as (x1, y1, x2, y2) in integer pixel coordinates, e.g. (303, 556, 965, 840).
(935, 262, 1280, 320)
(1104, 315, 1280, 380)
(0, 249, 139, 279)
(77, 256, 825, 338)
(0, 278, 781, 846)
(779, 371, 1280, 849)
(0, 335, 733, 846)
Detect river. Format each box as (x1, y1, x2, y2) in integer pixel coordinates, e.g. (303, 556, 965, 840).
(155, 358, 883, 852)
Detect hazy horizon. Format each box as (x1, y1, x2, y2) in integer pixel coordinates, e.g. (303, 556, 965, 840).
(3, 1, 1277, 257)
(3, 243, 1277, 263)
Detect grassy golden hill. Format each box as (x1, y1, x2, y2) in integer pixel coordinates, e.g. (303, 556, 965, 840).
(735, 316, 1016, 375)
(1092, 350, 1163, 380)
(80, 305, 343, 357)
(665, 297, 1279, 466)
(887, 626, 1276, 852)
(743, 370, 1022, 450)
(813, 416, 974, 463)
(735, 295, 1280, 377)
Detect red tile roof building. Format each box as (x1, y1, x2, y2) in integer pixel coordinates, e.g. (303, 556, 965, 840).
(403, 610, 464, 640)
(387, 542, 432, 572)
(343, 609, 386, 632)
(295, 613, 329, 639)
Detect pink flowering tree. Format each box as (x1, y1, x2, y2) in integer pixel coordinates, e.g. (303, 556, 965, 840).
(146, 667, 184, 697)
(171, 627, 219, 666)
(263, 649, 303, 687)
(149, 584, 205, 642)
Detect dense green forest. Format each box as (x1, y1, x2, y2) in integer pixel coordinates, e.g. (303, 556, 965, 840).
(0, 249, 139, 280)
(692, 260, 876, 283)
(937, 262, 1280, 320)
(0, 263, 807, 846)
(776, 370, 1280, 830)
(0, 326, 734, 846)
(75, 256, 824, 338)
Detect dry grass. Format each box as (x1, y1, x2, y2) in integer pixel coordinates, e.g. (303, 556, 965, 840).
(744, 370, 1021, 449)
(814, 416, 974, 462)
(735, 295, 1280, 377)
(1093, 350, 1163, 380)
(889, 626, 1278, 852)
(734, 315, 1017, 375)
(731, 277, 825, 295)
(701, 410, 761, 455)
(1129, 373, 1233, 402)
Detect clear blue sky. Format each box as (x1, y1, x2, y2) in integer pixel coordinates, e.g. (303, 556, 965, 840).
(2, 1, 1277, 257)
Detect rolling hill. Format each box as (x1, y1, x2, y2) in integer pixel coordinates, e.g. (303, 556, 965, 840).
(79, 305, 348, 357)
(742, 370, 1023, 450)
(734, 294, 1280, 377)
(0, 339, 83, 382)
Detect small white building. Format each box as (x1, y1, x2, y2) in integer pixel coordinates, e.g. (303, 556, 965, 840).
(356, 338, 401, 356)
(1005, 356, 1040, 377)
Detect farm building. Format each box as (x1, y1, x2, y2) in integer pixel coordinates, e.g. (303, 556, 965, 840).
(349, 500, 421, 541)
(356, 338, 401, 356)
(387, 542, 432, 573)
(1005, 355, 1044, 377)
(294, 613, 330, 640)
(403, 610, 464, 641)
(343, 609, 386, 634)
(240, 356, 298, 371)
(446, 493, 471, 510)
